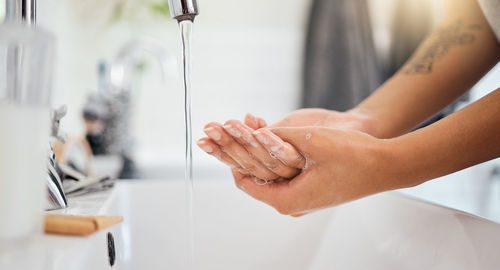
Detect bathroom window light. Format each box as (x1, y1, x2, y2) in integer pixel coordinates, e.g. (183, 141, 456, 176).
(0, 0, 5, 22)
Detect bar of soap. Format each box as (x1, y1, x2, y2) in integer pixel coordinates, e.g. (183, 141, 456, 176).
(44, 214, 123, 236)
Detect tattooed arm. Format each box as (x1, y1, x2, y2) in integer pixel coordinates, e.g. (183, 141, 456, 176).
(353, 0, 500, 138)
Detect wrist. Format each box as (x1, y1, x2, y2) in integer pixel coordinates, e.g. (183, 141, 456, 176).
(381, 135, 430, 190)
(345, 107, 383, 138)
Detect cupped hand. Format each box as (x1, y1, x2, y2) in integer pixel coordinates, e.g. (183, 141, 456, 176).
(197, 109, 375, 180)
(231, 126, 399, 216)
(197, 114, 305, 180)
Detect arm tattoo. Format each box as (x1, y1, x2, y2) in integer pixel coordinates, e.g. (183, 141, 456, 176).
(403, 20, 482, 75)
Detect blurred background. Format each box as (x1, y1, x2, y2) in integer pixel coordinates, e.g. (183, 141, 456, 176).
(0, 0, 499, 220)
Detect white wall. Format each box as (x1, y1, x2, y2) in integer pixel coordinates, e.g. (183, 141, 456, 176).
(36, 0, 311, 173)
(33, 0, 500, 177)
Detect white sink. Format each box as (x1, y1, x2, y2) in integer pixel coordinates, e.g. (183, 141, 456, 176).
(2, 178, 500, 269)
(107, 179, 500, 269)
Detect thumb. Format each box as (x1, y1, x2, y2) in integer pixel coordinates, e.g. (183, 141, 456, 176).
(267, 127, 316, 153)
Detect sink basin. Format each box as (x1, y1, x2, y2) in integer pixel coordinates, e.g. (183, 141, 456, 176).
(107, 179, 500, 269)
(2, 178, 500, 269)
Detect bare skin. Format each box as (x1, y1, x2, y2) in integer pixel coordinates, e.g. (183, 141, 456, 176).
(198, 0, 500, 215)
(230, 89, 500, 216)
(198, 109, 372, 179)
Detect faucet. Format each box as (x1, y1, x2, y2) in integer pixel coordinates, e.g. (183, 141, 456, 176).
(81, 37, 174, 179)
(4, 0, 36, 24)
(2, 0, 197, 210)
(46, 107, 68, 210)
(168, 0, 199, 22)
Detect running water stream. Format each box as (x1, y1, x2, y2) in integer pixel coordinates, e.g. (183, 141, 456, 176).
(180, 20, 194, 269)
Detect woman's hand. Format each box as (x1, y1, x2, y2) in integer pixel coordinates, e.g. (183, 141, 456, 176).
(231, 126, 401, 216)
(197, 109, 376, 180)
(197, 114, 304, 180)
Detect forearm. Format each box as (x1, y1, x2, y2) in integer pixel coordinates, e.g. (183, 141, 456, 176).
(389, 88, 500, 189)
(352, 0, 500, 138)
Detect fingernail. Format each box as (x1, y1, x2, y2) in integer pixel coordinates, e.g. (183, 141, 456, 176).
(197, 140, 213, 153)
(254, 131, 269, 145)
(223, 124, 242, 138)
(204, 127, 221, 141)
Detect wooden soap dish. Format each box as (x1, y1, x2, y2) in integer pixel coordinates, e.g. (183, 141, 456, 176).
(44, 213, 123, 236)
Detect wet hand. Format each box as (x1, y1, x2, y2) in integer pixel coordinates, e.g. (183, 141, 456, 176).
(197, 114, 304, 180)
(231, 127, 398, 216)
(197, 109, 374, 180)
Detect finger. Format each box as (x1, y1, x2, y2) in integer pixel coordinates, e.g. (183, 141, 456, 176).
(290, 209, 313, 217)
(232, 169, 290, 203)
(244, 113, 259, 130)
(227, 120, 301, 178)
(204, 123, 279, 180)
(253, 128, 306, 169)
(267, 127, 319, 153)
(244, 113, 268, 129)
(197, 138, 249, 174)
(257, 117, 267, 128)
(223, 120, 300, 179)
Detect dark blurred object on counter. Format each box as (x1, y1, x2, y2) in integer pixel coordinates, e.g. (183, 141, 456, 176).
(82, 61, 138, 179)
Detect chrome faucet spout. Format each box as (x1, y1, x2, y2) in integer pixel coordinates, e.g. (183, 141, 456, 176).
(168, 0, 199, 22)
(5, 0, 36, 24)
